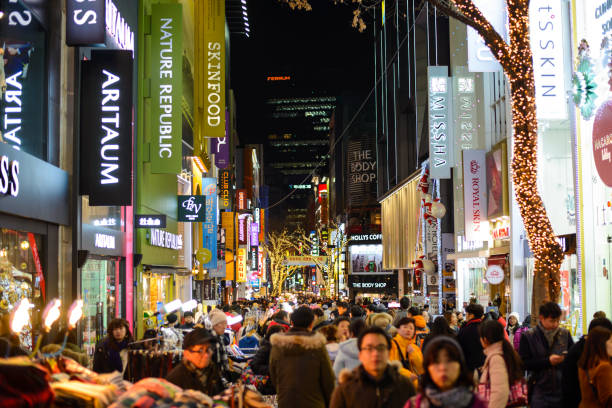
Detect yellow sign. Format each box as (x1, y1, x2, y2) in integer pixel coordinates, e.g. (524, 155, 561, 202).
(196, 248, 212, 264)
(237, 248, 247, 282)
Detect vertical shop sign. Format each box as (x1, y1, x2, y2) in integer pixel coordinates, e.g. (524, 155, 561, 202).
(530, 0, 566, 120)
(453, 69, 479, 165)
(237, 248, 247, 282)
(150, 4, 183, 174)
(236, 189, 247, 210)
(218, 169, 232, 210)
(202, 178, 218, 269)
(428, 66, 453, 179)
(238, 214, 248, 245)
(463, 150, 489, 241)
(259, 209, 265, 242)
(204, 0, 226, 138)
(467, 0, 506, 72)
(79, 50, 133, 206)
(251, 223, 259, 247)
(250, 246, 258, 270)
(212, 137, 230, 168)
(66, 0, 106, 45)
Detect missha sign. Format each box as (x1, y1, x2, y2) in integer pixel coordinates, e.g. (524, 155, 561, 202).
(428, 66, 453, 179)
(463, 150, 489, 241)
(150, 4, 183, 174)
(79, 50, 133, 206)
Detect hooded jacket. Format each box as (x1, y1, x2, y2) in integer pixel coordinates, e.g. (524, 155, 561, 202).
(390, 334, 424, 388)
(330, 362, 415, 408)
(333, 338, 361, 379)
(269, 329, 335, 408)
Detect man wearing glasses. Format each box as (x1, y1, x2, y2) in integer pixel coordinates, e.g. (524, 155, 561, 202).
(166, 328, 225, 396)
(330, 326, 415, 408)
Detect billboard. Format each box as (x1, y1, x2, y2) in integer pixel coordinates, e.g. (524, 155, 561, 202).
(203, 0, 226, 138)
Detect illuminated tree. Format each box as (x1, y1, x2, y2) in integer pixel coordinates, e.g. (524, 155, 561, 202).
(265, 229, 301, 297)
(281, 0, 563, 312)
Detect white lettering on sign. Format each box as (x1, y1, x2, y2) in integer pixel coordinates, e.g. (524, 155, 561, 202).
(95, 233, 116, 249)
(0, 155, 19, 197)
(93, 218, 117, 227)
(349, 149, 376, 184)
(353, 282, 387, 288)
(139, 217, 161, 227)
(149, 228, 183, 250)
(351, 234, 383, 242)
(100, 69, 121, 185)
(428, 66, 453, 179)
(3, 71, 23, 149)
(72, 0, 98, 26)
(8, 0, 32, 27)
(158, 18, 174, 159)
(106, 0, 134, 52)
(207, 42, 222, 127)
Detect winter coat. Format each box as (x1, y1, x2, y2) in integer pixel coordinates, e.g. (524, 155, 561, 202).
(269, 329, 335, 408)
(333, 338, 361, 379)
(404, 392, 488, 408)
(578, 361, 612, 408)
(457, 318, 485, 372)
(479, 341, 509, 408)
(518, 324, 574, 401)
(93, 337, 129, 375)
(165, 361, 224, 396)
(390, 333, 424, 387)
(249, 338, 272, 376)
(326, 342, 340, 362)
(330, 362, 415, 408)
(512, 326, 529, 351)
(562, 336, 586, 408)
(393, 309, 410, 326)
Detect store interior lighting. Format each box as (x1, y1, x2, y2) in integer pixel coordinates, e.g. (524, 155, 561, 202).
(20, 240, 30, 250)
(164, 299, 182, 314)
(350, 244, 383, 254)
(10, 298, 32, 334)
(181, 299, 197, 312)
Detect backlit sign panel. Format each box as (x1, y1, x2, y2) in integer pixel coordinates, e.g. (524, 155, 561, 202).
(204, 0, 226, 138)
(428, 66, 453, 179)
(135, 214, 167, 228)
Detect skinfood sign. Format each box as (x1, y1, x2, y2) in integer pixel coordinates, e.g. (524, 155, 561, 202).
(204, 0, 226, 138)
(150, 4, 183, 174)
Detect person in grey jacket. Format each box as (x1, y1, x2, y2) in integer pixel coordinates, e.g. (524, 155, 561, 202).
(333, 318, 366, 378)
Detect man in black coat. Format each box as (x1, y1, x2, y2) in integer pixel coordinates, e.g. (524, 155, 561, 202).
(456, 303, 485, 373)
(166, 328, 225, 396)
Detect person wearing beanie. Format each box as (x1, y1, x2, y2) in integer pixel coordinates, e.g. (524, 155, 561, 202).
(166, 328, 225, 396)
(269, 306, 335, 408)
(180, 311, 195, 330)
(165, 313, 179, 327)
(207, 308, 233, 382)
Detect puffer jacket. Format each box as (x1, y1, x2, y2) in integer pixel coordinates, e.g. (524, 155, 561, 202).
(333, 338, 361, 379)
(330, 362, 415, 408)
(269, 329, 335, 408)
(479, 341, 509, 408)
(390, 334, 424, 388)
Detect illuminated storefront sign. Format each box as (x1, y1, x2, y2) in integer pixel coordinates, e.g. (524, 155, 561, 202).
(202, 178, 218, 269)
(491, 218, 510, 240)
(467, 0, 506, 72)
(428, 66, 453, 179)
(204, 0, 226, 137)
(463, 150, 489, 241)
(237, 248, 247, 282)
(149, 229, 183, 250)
(135, 214, 167, 228)
(236, 189, 247, 210)
(178, 195, 205, 222)
(79, 50, 133, 206)
(94, 233, 116, 249)
(219, 169, 231, 210)
(453, 70, 478, 164)
(150, 3, 183, 174)
(93, 217, 117, 227)
(0, 155, 20, 197)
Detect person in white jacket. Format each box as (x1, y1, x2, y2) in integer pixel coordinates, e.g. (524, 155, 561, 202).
(333, 318, 366, 378)
(478, 319, 525, 408)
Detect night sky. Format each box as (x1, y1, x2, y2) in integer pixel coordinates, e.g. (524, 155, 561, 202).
(230, 0, 375, 144)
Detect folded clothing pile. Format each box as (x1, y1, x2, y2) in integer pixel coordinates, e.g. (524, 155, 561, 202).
(0, 356, 55, 408)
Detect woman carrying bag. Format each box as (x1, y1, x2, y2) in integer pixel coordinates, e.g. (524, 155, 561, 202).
(478, 320, 527, 408)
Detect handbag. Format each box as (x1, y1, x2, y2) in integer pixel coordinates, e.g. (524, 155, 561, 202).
(477, 356, 528, 407)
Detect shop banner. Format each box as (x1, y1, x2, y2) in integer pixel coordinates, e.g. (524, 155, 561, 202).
(236, 189, 247, 211)
(347, 274, 397, 294)
(237, 248, 247, 282)
(150, 4, 183, 174)
(530, 0, 566, 120)
(467, 0, 506, 72)
(209, 259, 226, 278)
(283, 256, 328, 266)
(238, 214, 248, 245)
(453, 68, 479, 165)
(204, 0, 226, 138)
(79, 50, 133, 206)
(28, 233, 45, 302)
(259, 209, 265, 242)
(258, 247, 265, 278)
(212, 137, 230, 168)
(428, 66, 453, 179)
(250, 223, 259, 247)
(135, 214, 167, 228)
(463, 150, 489, 241)
(178, 195, 206, 222)
(202, 178, 218, 269)
(218, 169, 232, 210)
(250, 246, 258, 270)
(66, 0, 106, 46)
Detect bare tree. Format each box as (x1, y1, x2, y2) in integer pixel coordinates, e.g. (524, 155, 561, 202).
(264, 229, 301, 297)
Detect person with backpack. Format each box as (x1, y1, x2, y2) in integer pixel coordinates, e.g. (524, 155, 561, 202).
(577, 326, 612, 407)
(457, 303, 486, 374)
(478, 320, 526, 408)
(512, 315, 531, 351)
(390, 317, 424, 386)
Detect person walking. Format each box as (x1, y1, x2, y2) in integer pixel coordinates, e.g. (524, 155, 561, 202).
(165, 328, 225, 396)
(392, 297, 411, 326)
(512, 314, 531, 351)
(519, 302, 574, 408)
(330, 326, 416, 408)
(444, 311, 459, 334)
(422, 316, 457, 353)
(390, 317, 424, 385)
(478, 320, 524, 408)
(269, 306, 335, 408)
(319, 324, 340, 363)
(505, 312, 520, 347)
(457, 303, 486, 374)
(577, 326, 612, 407)
(562, 318, 612, 408)
(249, 325, 286, 395)
(93, 318, 133, 376)
(404, 336, 486, 408)
(334, 318, 367, 378)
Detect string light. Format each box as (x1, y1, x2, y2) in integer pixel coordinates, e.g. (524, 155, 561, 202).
(428, 0, 563, 302)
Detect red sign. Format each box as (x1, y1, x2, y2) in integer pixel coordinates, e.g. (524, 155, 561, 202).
(593, 100, 612, 186)
(236, 189, 247, 210)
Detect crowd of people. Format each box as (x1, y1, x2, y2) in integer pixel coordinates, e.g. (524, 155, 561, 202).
(85, 296, 612, 408)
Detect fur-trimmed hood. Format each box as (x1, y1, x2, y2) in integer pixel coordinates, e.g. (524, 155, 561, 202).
(338, 360, 403, 385)
(270, 330, 327, 350)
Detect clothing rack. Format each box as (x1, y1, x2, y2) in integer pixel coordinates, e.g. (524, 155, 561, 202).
(125, 349, 183, 383)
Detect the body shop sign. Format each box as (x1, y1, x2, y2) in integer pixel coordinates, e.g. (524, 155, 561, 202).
(150, 4, 183, 174)
(428, 66, 453, 179)
(463, 150, 489, 241)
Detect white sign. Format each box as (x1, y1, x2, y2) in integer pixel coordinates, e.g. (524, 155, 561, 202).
(105, 0, 134, 51)
(467, 0, 506, 72)
(485, 264, 505, 284)
(3, 71, 23, 149)
(0, 155, 19, 197)
(530, 0, 566, 120)
(350, 233, 382, 242)
(453, 70, 478, 165)
(428, 66, 453, 179)
(93, 218, 117, 227)
(149, 228, 183, 250)
(463, 150, 489, 241)
(95, 233, 116, 249)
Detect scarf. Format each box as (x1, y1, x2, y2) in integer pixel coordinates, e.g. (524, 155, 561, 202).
(537, 322, 560, 348)
(184, 360, 212, 388)
(424, 386, 474, 408)
(107, 338, 128, 373)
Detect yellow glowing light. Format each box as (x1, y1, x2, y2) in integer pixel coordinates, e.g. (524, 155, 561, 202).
(192, 156, 207, 174)
(10, 298, 32, 334)
(20, 240, 29, 251)
(42, 298, 61, 332)
(68, 299, 84, 329)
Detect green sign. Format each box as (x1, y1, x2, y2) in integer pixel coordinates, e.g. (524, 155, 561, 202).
(150, 4, 183, 174)
(204, 0, 226, 138)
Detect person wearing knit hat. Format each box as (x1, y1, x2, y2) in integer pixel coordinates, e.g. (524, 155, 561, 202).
(208, 308, 228, 334)
(506, 312, 520, 346)
(207, 308, 232, 382)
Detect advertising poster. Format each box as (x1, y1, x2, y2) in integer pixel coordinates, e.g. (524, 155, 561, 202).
(236, 248, 247, 282)
(202, 178, 218, 269)
(463, 149, 489, 241)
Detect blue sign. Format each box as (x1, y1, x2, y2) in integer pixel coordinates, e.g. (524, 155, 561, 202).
(202, 178, 218, 269)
